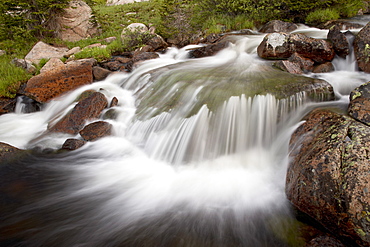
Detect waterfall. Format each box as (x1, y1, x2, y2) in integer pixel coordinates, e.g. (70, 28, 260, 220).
(1, 24, 370, 247)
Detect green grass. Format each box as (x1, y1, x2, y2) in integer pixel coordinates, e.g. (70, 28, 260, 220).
(305, 8, 340, 25)
(0, 55, 32, 98)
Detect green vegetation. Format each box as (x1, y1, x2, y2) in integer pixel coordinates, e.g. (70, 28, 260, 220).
(0, 0, 366, 98)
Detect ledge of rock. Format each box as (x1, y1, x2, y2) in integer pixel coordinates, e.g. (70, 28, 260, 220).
(24, 59, 94, 103)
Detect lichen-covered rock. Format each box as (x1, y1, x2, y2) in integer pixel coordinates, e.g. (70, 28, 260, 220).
(257, 33, 335, 63)
(79, 121, 112, 141)
(287, 109, 370, 246)
(354, 22, 370, 73)
(348, 81, 370, 125)
(259, 20, 298, 33)
(327, 25, 350, 58)
(24, 59, 94, 103)
(49, 92, 108, 135)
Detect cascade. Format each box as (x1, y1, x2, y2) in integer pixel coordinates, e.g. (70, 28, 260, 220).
(1, 24, 370, 246)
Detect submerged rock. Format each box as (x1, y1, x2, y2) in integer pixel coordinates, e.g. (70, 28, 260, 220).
(287, 109, 370, 246)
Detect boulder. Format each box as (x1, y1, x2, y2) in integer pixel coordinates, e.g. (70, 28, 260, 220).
(121, 23, 148, 39)
(348, 81, 370, 125)
(257, 33, 335, 63)
(327, 25, 349, 58)
(0, 97, 17, 115)
(49, 92, 108, 135)
(312, 62, 334, 73)
(25, 41, 68, 64)
(146, 35, 168, 51)
(39, 58, 65, 74)
(11, 58, 37, 74)
(79, 121, 112, 141)
(259, 20, 298, 33)
(287, 108, 370, 246)
(61, 138, 86, 150)
(354, 22, 370, 73)
(274, 60, 303, 74)
(24, 59, 94, 103)
(288, 53, 315, 72)
(55, 0, 100, 42)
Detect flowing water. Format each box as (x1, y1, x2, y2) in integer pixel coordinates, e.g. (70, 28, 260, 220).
(1, 24, 370, 247)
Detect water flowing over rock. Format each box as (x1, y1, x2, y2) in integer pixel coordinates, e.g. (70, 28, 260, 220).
(259, 20, 298, 33)
(257, 33, 335, 63)
(287, 109, 370, 246)
(354, 22, 370, 73)
(24, 59, 94, 103)
(0, 142, 26, 163)
(55, 0, 100, 42)
(49, 92, 108, 135)
(189, 39, 230, 58)
(25, 41, 68, 64)
(348, 81, 370, 125)
(327, 25, 350, 58)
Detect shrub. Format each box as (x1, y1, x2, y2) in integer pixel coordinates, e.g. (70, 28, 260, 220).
(305, 8, 340, 25)
(74, 47, 111, 62)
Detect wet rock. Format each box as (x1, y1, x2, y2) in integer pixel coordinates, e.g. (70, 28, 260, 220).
(312, 62, 334, 73)
(25, 41, 68, 64)
(274, 60, 303, 74)
(259, 20, 298, 33)
(348, 81, 370, 125)
(0, 142, 26, 163)
(110, 97, 119, 107)
(17, 96, 41, 113)
(188, 39, 230, 58)
(288, 53, 315, 72)
(257, 33, 335, 63)
(93, 66, 112, 81)
(61, 138, 86, 150)
(24, 59, 94, 103)
(101, 60, 125, 71)
(327, 25, 349, 58)
(132, 51, 160, 64)
(287, 109, 370, 246)
(354, 22, 370, 73)
(49, 92, 108, 135)
(54, 0, 100, 42)
(0, 97, 17, 115)
(79, 121, 112, 141)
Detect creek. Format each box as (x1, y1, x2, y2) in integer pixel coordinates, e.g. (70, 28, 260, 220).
(1, 23, 370, 246)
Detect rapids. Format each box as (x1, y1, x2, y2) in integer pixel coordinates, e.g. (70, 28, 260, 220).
(1, 24, 370, 246)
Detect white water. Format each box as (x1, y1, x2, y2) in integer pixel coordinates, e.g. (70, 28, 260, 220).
(1, 25, 370, 246)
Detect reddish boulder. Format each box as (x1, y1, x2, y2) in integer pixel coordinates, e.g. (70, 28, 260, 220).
(348, 81, 370, 126)
(287, 109, 370, 246)
(49, 92, 108, 135)
(257, 33, 335, 63)
(79, 121, 112, 141)
(259, 20, 298, 33)
(354, 22, 370, 73)
(327, 25, 349, 58)
(24, 60, 94, 103)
